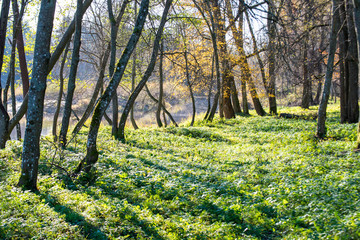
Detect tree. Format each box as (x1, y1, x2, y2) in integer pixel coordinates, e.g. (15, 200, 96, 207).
(116, 0, 173, 141)
(352, 0, 360, 149)
(17, 0, 57, 191)
(316, 0, 340, 138)
(75, 0, 150, 174)
(59, 0, 84, 147)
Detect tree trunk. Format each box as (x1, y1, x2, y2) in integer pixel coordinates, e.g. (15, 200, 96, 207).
(59, 0, 83, 148)
(225, 0, 266, 116)
(346, 0, 359, 123)
(184, 50, 196, 126)
(301, 40, 312, 109)
(267, 0, 277, 114)
(144, 84, 178, 126)
(130, 0, 139, 130)
(352, 0, 360, 149)
(17, 0, 57, 192)
(75, 0, 150, 175)
(214, 0, 235, 119)
(230, 75, 242, 114)
(53, 42, 70, 142)
(117, 0, 173, 141)
(317, 0, 340, 138)
(0, 0, 10, 100)
(156, 41, 164, 127)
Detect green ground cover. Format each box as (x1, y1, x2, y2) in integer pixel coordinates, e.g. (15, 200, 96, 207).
(0, 104, 359, 239)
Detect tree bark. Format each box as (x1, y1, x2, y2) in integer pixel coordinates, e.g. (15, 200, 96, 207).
(117, 0, 173, 141)
(225, 0, 266, 116)
(0, 0, 10, 100)
(351, 0, 360, 148)
(17, 0, 57, 192)
(59, 0, 83, 148)
(267, 0, 277, 114)
(317, 0, 340, 138)
(156, 41, 164, 127)
(346, 0, 359, 123)
(53, 42, 70, 142)
(184, 50, 196, 126)
(75, 0, 150, 174)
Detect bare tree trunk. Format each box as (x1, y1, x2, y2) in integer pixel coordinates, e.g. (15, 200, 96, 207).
(192, 0, 221, 121)
(59, 0, 83, 148)
(0, 0, 10, 100)
(130, 0, 139, 130)
(75, 0, 150, 175)
(301, 40, 312, 109)
(144, 84, 178, 126)
(156, 41, 164, 127)
(184, 50, 196, 126)
(317, 0, 340, 138)
(117, 0, 173, 141)
(226, 0, 266, 116)
(53, 42, 70, 142)
(352, 0, 360, 149)
(17, 0, 57, 192)
(13, 0, 29, 97)
(204, 55, 214, 120)
(214, 0, 234, 119)
(346, 0, 359, 123)
(267, 0, 277, 114)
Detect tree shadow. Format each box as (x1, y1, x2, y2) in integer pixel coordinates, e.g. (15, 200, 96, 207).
(37, 192, 108, 240)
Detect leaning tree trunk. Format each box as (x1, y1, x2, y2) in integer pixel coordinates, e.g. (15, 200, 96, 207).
(0, 0, 94, 149)
(59, 0, 83, 148)
(117, 0, 173, 141)
(317, 0, 340, 138)
(226, 0, 266, 116)
(0, 0, 10, 100)
(53, 42, 70, 142)
(74, 0, 150, 175)
(17, 0, 57, 192)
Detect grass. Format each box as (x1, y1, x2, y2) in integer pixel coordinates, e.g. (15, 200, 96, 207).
(1, 104, 359, 239)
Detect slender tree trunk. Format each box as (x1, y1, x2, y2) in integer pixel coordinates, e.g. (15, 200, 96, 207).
(53, 42, 70, 142)
(192, 0, 221, 121)
(204, 55, 214, 120)
(59, 0, 83, 148)
(267, 0, 277, 114)
(184, 50, 196, 126)
(213, 0, 234, 119)
(317, 0, 340, 138)
(0, 0, 10, 100)
(75, 0, 150, 175)
(226, 0, 266, 116)
(116, 0, 172, 141)
(13, 0, 29, 97)
(301, 40, 312, 109)
(17, 0, 57, 192)
(130, 0, 139, 130)
(144, 84, 178, 126)
(156, 41, 164, 127)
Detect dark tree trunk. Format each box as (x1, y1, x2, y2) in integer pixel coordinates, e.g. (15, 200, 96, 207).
(156, 41, 164, 127)
(0, 104, 9, 148)
(204, 56, 214, 120)
(75, 0, 150, 174)
(230, 75, 241, 114)
(130, 0, 139, 130)
(53, 42, 70, 142)
(184, 50, 196, 126)
(346, 0, 359, 123)
(267, 0, 277, 114)
(0, 0, 10, 99)
(117, 0, 173, 141)
(59, 0, 83, 148)
(352, 0, 360, 149)
(317, 0, 340, 138)
(144, 84, 178, 126)
(214, 0, 234, 119)
(301, 41, 312, 109)
(17, 0, 57, 192)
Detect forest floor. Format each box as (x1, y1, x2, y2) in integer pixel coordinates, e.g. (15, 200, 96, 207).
(1, 104, 360, 239)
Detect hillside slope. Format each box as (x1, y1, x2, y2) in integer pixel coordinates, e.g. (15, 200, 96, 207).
(1, 105, 359, 239)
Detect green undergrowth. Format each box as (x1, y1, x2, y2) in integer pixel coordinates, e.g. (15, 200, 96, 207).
(1, 104, 360, 239)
